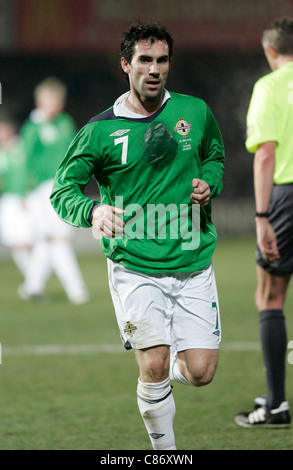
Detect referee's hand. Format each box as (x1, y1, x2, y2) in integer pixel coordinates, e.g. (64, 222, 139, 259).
(255, 218, 280, 262)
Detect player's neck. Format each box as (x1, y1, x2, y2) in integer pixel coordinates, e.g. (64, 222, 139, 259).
(126, 92, 164, 116)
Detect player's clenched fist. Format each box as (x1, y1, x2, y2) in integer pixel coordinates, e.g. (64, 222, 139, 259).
(190, 178, 210, 206)
(91, 204, 125, 238)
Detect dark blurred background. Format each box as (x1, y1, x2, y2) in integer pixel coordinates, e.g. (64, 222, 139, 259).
(1, 0, 293, 237)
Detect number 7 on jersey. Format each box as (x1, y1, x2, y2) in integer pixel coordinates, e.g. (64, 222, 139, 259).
(115, 136, 128, 164)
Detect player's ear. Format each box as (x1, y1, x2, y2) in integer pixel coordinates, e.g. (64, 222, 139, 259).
(121, 57, 130, 74)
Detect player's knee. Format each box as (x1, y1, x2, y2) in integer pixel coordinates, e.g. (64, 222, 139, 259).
(191, 368, 215, 387)
(138, 351, 169, 382)
(149, 358, 169, 382)
(186, 361, 217, 387)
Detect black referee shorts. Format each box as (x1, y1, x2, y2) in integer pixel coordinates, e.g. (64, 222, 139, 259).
(256, 183, 293, 276)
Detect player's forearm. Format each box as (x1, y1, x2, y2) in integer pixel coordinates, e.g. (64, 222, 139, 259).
(50, 180, 98, 228)
(50, 145, 101, 228)
(50, 157, 99, 229)
(200, 106, 225, 198)
(201, 160, 224, 198)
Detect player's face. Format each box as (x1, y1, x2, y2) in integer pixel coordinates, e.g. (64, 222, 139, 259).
(0, 123, 16, 148)
(121, 40, 170, 109)
(36, 90, 65, 120)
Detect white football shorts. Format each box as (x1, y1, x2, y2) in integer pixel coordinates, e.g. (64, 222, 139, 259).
(0, 194, 33, 247)
(26, 180, 73, 240)
(107, 259, 221, 351)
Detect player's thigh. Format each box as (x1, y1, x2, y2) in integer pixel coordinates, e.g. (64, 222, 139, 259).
(107, 260, 172, 350)
(0, 195, 32, 247)
(173, 263, 221, 351)
(31, 180, 73, 239)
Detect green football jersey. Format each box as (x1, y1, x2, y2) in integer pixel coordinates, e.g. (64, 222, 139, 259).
(246, 61, 293, 184)
(21, 111, 76, 190)
(0, 138, 27, 196)
(50, 92, 225, 273)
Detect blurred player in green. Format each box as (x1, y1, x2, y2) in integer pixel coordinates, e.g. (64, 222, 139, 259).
(0, 115, 32, 277)
(235, 17, 293, 428)
(50, 23, 225, 449)
(19, 78, 90, 304)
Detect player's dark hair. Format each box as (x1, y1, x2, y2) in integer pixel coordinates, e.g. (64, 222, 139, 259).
(120, 21, 174, 65)
(262, 17, 293, 55)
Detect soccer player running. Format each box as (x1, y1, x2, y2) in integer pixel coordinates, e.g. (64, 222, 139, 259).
(20, 78, 90, 304)
(235, 17, 293, 428)
(50, 22, 225, 449)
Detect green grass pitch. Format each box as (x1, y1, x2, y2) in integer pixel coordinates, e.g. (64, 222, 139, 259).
(0, 236, 292, 450)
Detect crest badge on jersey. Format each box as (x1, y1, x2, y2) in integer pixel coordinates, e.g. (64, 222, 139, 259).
(123, 321, 137, 337)
(173, 118, 192, 136)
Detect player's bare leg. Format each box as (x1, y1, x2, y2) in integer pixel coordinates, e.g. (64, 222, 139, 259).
(49, 237, 90, 304)
(176, 348, 218, 386)
(136, 345, 170, 382)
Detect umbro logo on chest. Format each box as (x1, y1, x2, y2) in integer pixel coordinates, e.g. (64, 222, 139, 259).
(110, 129, 131, 137)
